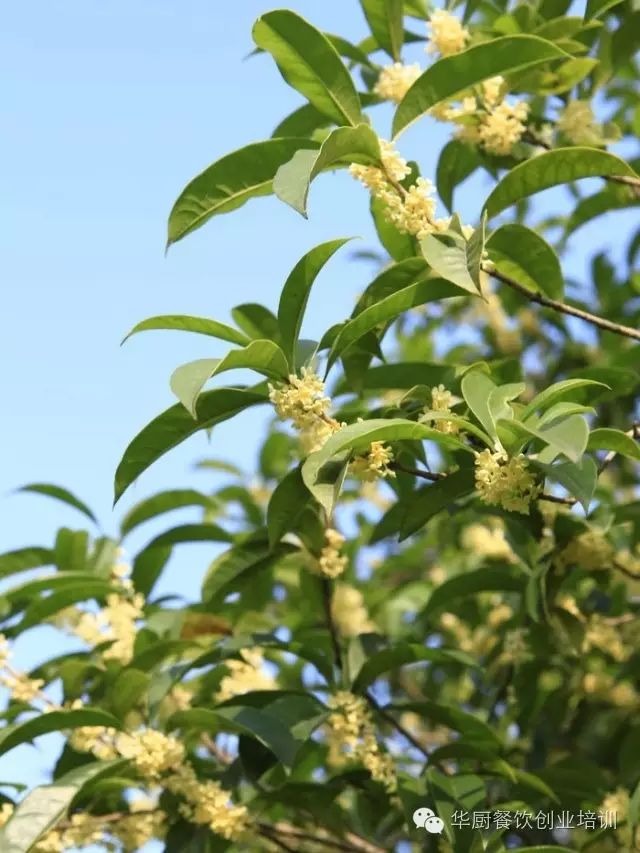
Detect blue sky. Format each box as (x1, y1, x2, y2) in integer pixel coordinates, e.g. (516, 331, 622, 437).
(1, 0, 634, 818)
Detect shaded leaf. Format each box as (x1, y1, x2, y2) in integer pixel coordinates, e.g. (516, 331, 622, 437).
(484, 148, 639, 218)
(114, 388, 267, 503)
(487, 224, 564, 300)
(170, 341, 288, 417)
(253, 10, 362, 127)
(167, 138, 318, 245)
(393, 35, 566, 136)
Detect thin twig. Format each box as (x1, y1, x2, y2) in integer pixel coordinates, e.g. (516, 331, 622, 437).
(259, 821, 384, 853)
(390, 461, 446, 481)
(484, 263, 640, 342)
(366, 693, 430, 761)
(321, 577, 342, 673)
(538, 493, 577, 506)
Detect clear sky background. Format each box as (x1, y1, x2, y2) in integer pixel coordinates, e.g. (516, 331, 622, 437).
(1, 0, 633, 827)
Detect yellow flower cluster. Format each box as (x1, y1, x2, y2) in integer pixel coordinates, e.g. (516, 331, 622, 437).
(434, 78, 529, 156)
(474, 449, 539, 514)
(583, 615, 629, 663)
(55, 562, 145, 665)
(331, 583, 375, 637)
(427, 9, 469, 56)
(349, 441, 395, 482)
(582, 671, 638, 707)
(166, 764, 250, 841)
(327, 692, 397, 793)
(269, 367, 331, 429)
(0, 634, 45, 704)
(500, 628, 531, 665)
(216, 647, 276, 702)
(601, 787, 640, 848)
(115, 729, 185, 779)
(350, 141, 451, 239)
(374, 62, 421, 103)
(461, 522, 515, 562)
(32, 805, 166, 853)
(557, 100, 600, 145)
(557, 530, 614, 571)
(269, 367, 341, 453)
(318, 528, 348, 579)
(425, 384, 459, 434)
(0, 803, 13, 828)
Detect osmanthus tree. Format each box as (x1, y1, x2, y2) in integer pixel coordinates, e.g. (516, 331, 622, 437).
(1, 2, 640, 851)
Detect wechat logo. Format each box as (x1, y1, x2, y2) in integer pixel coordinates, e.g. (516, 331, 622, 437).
(413, 807, 445, 834)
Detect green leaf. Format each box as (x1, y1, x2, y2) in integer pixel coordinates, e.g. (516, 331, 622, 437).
(16, 484, 97, 525)
(487, 224, 564, 300)
(398, 701, 502, 750)
(0, 761, 125, 853)
(0, 548, 53, 582)
(370, 195, 417, 261)
(420, 234, 482, 296)
(167, 138, 318, 245)
(277, 238, 352, 367)
(114, 388, 267, 503)
(121, 315, 250, 347)
(0, 709, 121, 760)
(272, 102, 332, 138)
(302, 418, 469, 511)
(461, 370, 500, 441)
(585, 0, 624, 19)
(267, 467, 311, 548)
(587, 428, 640, 461)
(424, 567, 525, 615)
(121, 489, 216, 537)
(274, 124, 380, 216)
(131, 545, 172, 597)
(392, 35, 566, 136)
(170, 341, 288, 417)
(501, 414, 589, 463)
(232, 303, 281, 342)
(352, 257, 429, 315)
(327, 278, 464, 370)
(171, 704, 315, 770)
(360, 0, 404, 59)
(535, 457, 598, 512)
(202, 542, 296, 601)
(436, 140, 481, 213)
(141, 523, 233, 551)
(484, 148, 639, 218)
(352, 643, 476, 692)
(400, 467, 476, 539)
(253, 10, 363, 127)
(521, 378, 608, 421)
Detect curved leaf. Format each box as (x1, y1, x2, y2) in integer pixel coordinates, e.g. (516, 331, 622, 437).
(484, 147, 639, 218)
(274, 124, 380, 216)
(393, 35, 566, 136)
(0, 548, 53, 582)
(267, 467, 312, 548)
(587, 427, 640, 461)
(424, 567, 525, 615)
(521, 379, 609, 420)
(114, 388, 267, 503)
(420, 231, 483, 296)
(16, 484, 97, 525)
(253, 10, 362, 127)
(0, 709, 121, 760)
(399, 467, 476, 540)
(277, 238, 352, 366)
(352, 643, 476, 692)
(0, 760, 125, 853)
(167, 138, 318, 245)
(121, 489, 216, 537)
(327, 278, 464, 370)
(170, 341, 288, 417)
(121, 315, 250, 347)
(436, 140, 481, 213)
(142, 523, 233, 551)
(360, 0, 404, 59)
(487, 224, 564, 300)
(302, 418, 469, 509)
(202, 542, 297, 601)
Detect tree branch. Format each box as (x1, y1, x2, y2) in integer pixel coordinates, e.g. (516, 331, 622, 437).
(390, 461, 446, 481)
(321, 577, 343, 673)
(484, 263, 640, 342)
(366, 693, 431, 761)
